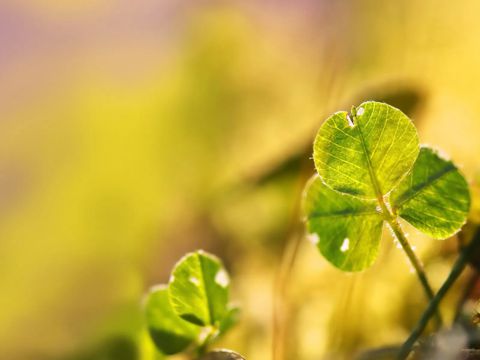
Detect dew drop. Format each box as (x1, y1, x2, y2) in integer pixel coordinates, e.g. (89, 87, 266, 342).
(308, 233, 320, 245)
(198, 326, 213, 343)
(383, 198, 393, 213)
(340, 238, 350, 252)
(392, 237, 401, 248)
(346, 115, 355, 127)
(357, 107, 365, 116)
(189, 276, 200, 286)
(215, 269, 230, 288)
(386, 223, 396, 239)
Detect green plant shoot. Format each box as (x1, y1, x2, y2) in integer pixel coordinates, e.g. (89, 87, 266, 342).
(144, 250, 240, 358)
(303, 101, 470, 272)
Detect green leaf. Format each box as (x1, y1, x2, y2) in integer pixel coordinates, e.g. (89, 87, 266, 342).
(218, 306, 241, 336)
(313, 101, 419, 198)
(303, 175, 384, 271)
(169, 250, 230, 326)
(144, 285, 201, 355)
(306, 101, 472, 274)
(391, 147, 470, 238)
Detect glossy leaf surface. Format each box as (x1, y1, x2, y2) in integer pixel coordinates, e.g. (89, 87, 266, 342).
(144, 286, 200, 355)
(305, 101, 470, 272)
(218, 306, 241, 336)
(391, 147, 470, 238)
(313, 101, 419, 198)
(303, 176, 383, 271)
(169, 251, 230, 326)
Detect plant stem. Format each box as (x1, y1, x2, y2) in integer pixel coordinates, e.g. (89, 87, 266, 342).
(386, 216, 442, 328)
(195, 326, 218, 358)
(351, 106, 441, 327)
(453, 269, 479, 322)
(397, 228, 480, 359)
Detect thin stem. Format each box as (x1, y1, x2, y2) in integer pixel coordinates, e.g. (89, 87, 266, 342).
(351, 106, 441, 326)
(454, 269, 479, 322)
(387, 216, 443, 328)
(397, 228, 480, 359)
(195, 326, 218, 358)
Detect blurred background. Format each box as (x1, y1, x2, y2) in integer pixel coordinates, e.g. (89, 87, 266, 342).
(1, 0, 480, 359)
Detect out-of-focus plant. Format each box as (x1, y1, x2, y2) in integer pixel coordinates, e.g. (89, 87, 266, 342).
(143, 250, 243, 359)
(302, 101, 474, 359)
(142, 102, 478, 359)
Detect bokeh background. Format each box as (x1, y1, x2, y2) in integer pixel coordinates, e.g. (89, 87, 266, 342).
(2, 0, 480, 359)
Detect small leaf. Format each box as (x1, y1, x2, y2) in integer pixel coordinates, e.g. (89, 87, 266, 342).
(313, 101, 419, 198)
(391, 147, 470, 238)
(218, 306, 241, 336)
(169, 250, 230, 326)
(144, 286, 200, 355)
(303, 175, 384, 271)
(199, 350, 246, 360)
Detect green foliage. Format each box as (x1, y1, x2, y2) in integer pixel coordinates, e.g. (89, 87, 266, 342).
(145, 286, 201, 355)
(218, 306, 241, 336)
(390, 147, 470, 238)
(313, 101, 419, 198)
(303, 176, 383, 271)
(144, 250, 239, 358)
(304, 101, 470, 271)
(169, 251, 229, 326)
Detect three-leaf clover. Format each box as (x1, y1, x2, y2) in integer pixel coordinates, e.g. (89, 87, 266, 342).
(144, 250, 240, 357)
(303, 101, 470, 272)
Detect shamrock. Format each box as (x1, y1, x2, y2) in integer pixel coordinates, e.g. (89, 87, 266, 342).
(303, 101, 470, 271)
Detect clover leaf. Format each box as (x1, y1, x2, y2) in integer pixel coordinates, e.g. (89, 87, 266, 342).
(313, 101, 419, 199)
(303, 175, 383, 271)
(304, 101, 470, 272)
(169, 250, 230, 327)
(144, 285, 201, 355)
(391, 147, 470, 239)
(144, 250, 237, 357)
